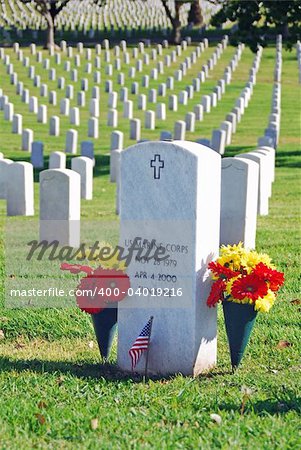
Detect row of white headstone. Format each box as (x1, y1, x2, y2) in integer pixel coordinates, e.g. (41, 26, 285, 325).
(110, 44, 264, 209)
(0, 0, 218, 33)
(204, 45, 263, 155)
(0, 134, 276, 250)
(1, 37, 214, 117)
(1, 37, 248, 152)
(0, 37, 215, 144)
(257, 35, 282, 149)
(0, 152, 93, 220)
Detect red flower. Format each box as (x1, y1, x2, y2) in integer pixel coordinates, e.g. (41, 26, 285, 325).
(61, 263, 93, 275)
(75, 275, 107, 314)
(253, 263, 285, 292)
(208, 261, 240, 280)
(92, 268, 130, 303)
(207, 279, 226, 307)
(61, 263, 130, 314)
(231, 273, 268, 301)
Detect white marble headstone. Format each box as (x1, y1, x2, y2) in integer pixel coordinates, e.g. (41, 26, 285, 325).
(71, 156, 93, 200)
(118, 140, 221, 376)
(40, 169, 80, 247)
(7, 162, 34, 216)
(235, 152, 269, 216)
(0, 159, 13, 199)
(220, 157, 259, 249)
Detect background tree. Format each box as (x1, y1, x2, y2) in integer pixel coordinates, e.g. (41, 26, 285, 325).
(211, 0, 301, 52)
(21, 0, 102, 49)
(161, 0, 204, 44)
(188, 0, 204, 26)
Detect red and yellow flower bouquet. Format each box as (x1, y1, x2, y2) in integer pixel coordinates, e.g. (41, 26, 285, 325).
(206, 243, 285, 368)
(207, 243, 284, 313)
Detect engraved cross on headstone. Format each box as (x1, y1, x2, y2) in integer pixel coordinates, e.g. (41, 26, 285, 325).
(150, 154, 164, 179)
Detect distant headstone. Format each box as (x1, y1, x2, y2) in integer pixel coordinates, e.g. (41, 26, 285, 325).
(7, 162, 34, 216)
(220, 121, 232, 146)
(22, 129, 33, 151)
(123, 100, 133, 119)
(211, 129, 226, 155)
(49, 151, 66, 169)
(0, 159, 13, 199)
(65, 129, 78, 154)
(145, 110, 155, 130)
(179, 91, 188, 105)
(174, 121, 186, 140)
(185, 112, 195, 132)
(202, 95, 211, 113)
(130, 119, 141, 141)
(160, 131, 172, 140)
(220, 157, 259, 249)
(12, 114, 22, 134)
(258, 136, 274, 148)
(81, 141, 94, 163)
(49, 90, 57, 105)
(107, 109, 118, 127)
(31, 141, 44, 168)
(49, 116, 60, 136)
(138, 94, 147, 111)
(111, 131, 124, 151)
(196, 139, 212, 148)
(194, 104, 203, 121)
(71, 156, 93, 200)
(89, 99, 99, 118)
(156, 103, 166, 120)
(40, 169, 80, 247)
(38, 105, 47, 124)
(60, 98, 70, 116)
(88, 118, 99, 138)
(4, 103, 14, 121)
(226, 113, 237, 134)
(236, 152, 269, 216)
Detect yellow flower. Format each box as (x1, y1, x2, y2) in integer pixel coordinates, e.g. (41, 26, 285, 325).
(76, 242, 127, 271)
(217, 253, 242, 271)
(254, 290, 275, 313)
(220, 242, 245, 255)
(225, 276, 240, 296)
(231, 296, 252, 305)
(217, 242, 250, 271)
(100, 251, 127, 271)
(244, 251, 273, 271)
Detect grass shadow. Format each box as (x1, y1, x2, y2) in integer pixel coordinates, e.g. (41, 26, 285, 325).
(275, 151, 301, 168)
(0, 356, 141, 382)
(0, 356, 234, 382)
(218, 390, 301, 416)
(93, 154, 110, 177)
(0, 356, 192, 383)
(224, 145, 257, 157)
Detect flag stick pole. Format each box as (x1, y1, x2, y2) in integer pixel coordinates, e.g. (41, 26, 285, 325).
(144, 316, 154, 380)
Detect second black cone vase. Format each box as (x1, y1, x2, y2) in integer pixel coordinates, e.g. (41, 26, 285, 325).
(91, 307, 118, 360)
(222, 300, 257, 369)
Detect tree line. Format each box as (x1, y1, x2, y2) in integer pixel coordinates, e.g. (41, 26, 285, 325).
(21, 0, 301, 50)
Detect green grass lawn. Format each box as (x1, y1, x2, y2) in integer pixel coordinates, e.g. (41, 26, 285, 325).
(0, 41, 300, 449)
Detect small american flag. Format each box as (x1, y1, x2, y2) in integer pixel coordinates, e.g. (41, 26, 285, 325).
(129, 316, 153, 370)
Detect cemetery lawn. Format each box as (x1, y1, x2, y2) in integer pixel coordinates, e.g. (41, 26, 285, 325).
(0, 44, 300, 449)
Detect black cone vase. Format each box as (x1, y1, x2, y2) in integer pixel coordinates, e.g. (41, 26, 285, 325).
(223, 300, 257, 369)
(91, 307, 118, 360)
